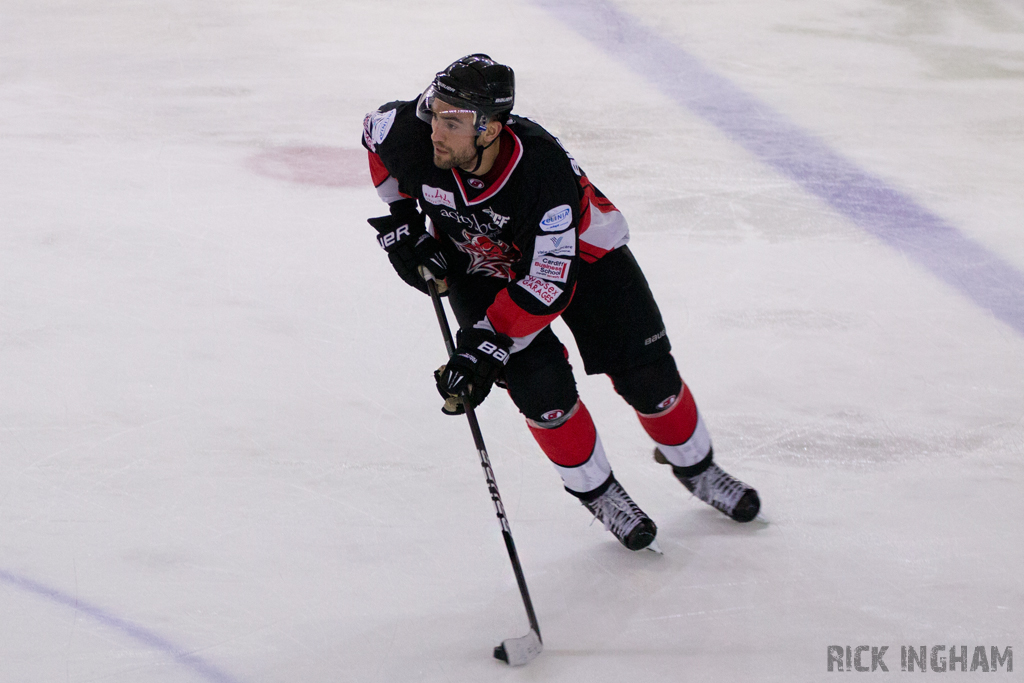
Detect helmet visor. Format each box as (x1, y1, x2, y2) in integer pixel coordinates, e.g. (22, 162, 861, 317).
(416, 85, 488, 135)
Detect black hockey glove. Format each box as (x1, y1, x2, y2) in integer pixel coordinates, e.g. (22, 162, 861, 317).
(367, 199, 448, 295)
(434, 327, 513, 415)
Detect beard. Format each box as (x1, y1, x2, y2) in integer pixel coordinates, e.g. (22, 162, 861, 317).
(433, 143, 478, 170)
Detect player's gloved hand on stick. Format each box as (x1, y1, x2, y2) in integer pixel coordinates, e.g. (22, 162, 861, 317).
(367, 199, 448, 294)
(435, 327, 513, 415)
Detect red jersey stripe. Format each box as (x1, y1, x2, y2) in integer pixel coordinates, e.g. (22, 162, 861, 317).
(486, 287, 567, 338)
(367, 150, 390, 187)
(451, 128, 524, 206)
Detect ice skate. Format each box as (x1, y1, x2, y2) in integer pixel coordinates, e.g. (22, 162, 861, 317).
(657, 449, 760, 522)
(580, 476, 658, 551)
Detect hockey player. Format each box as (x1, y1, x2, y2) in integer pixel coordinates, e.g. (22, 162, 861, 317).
(361, 54, 759, 551)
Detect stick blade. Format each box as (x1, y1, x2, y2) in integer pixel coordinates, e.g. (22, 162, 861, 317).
(493, 629, 542, 666)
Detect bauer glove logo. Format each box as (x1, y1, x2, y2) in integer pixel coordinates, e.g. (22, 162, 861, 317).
(477, 341, 510, 365)
(376, 224, 411, 250)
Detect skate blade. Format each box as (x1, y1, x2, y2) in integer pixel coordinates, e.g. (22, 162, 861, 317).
(493, 629, 542, 666)
(645, 538, 664, 555)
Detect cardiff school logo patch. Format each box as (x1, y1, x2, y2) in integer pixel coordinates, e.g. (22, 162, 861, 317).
(530, 255, 570, 283)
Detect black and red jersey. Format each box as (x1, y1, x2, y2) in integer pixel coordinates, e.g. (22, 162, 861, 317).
(361, 98, 629, 347)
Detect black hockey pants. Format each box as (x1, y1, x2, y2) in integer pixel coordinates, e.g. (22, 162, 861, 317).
(446, 246, 683, 422)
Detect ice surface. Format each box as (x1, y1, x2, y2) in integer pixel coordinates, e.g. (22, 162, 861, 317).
(1, 1, 1022, 681)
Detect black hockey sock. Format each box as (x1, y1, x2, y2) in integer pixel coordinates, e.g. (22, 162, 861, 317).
(671, 449, 714, 478)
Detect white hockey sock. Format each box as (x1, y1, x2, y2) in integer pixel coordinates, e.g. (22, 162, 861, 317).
(655, 411, 712, 468)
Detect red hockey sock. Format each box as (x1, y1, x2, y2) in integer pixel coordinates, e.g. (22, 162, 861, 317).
(527, 401, 611, 494)
(637, 384, 698, 444)
(528, 401, 596, 466)
(636, 383, 711, 468)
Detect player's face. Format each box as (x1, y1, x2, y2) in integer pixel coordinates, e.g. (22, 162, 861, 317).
(428, 99, 480, 170)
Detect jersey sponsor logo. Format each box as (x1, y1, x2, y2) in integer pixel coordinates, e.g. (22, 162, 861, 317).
(438, 207, 504, 236)
(539, 204, 573, 232)
(422, 185, 457, 209)
(533, 230, 575, 258)
(529, 255, 571, 283)
(482, 206, 510, 228)
(518, 275, 563, 306)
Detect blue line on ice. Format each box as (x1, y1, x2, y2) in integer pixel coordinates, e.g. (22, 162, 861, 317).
(536, 0, 1024, 335)
(0, 568, 245, 683)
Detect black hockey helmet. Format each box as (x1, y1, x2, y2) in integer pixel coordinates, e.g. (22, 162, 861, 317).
(416, 54, 515, 132)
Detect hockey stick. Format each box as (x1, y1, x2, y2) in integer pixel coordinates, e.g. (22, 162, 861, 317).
(426, 278, 543, 666)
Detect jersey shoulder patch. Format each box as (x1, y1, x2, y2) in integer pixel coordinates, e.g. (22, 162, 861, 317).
(362, 108, 397, 152)
(359, 99, 434, 184)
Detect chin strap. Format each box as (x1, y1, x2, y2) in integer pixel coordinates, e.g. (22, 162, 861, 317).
(467, 131, 501, 174)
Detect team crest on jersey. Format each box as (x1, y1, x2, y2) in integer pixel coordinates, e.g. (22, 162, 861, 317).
(467, 178, 485, 190)
(454, 230, 519, 279)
